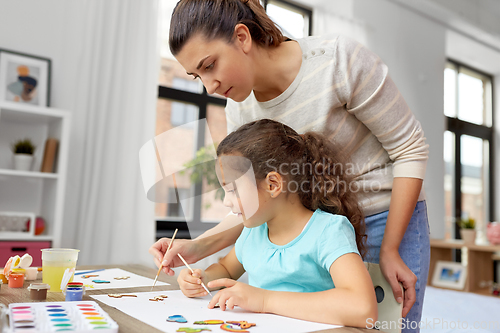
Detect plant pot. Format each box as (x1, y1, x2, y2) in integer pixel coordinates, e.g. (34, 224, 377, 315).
(460, 229, 476, 244)
(13, 154, 34, 171)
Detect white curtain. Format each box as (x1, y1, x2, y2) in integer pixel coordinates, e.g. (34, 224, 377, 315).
(61, 0, 158, 266)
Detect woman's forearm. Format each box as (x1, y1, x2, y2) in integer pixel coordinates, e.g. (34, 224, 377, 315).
(381, 177, 423, 253)
(194, 214, 244, 258)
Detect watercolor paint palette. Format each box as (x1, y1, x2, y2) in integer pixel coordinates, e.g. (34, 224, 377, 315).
(8, 301, 118, 332)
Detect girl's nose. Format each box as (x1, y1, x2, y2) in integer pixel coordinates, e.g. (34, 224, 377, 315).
(222, 193, 232, 208)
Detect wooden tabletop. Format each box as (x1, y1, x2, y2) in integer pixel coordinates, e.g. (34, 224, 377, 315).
(0, 264, 374, 333)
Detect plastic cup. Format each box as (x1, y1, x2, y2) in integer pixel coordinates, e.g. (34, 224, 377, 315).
(41, 248, 79, 292)
(28, 283, 50, 300)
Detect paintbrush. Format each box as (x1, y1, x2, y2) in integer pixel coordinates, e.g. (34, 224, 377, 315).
(177, 253, 213, 296)
(151, 228, 178, 291)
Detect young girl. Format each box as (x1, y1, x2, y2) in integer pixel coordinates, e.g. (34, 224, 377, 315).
(177, 119, 377, 327)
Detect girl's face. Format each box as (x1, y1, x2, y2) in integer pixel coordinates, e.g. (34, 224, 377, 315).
(216, 155, 273, 228)
(221, 178, 271, 229)
(175, 32, 255, 102)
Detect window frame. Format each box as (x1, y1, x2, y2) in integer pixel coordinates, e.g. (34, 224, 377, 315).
(445, 59, 495, 240)
(262, 0, 313, 37)
(156, 85, 226, 239)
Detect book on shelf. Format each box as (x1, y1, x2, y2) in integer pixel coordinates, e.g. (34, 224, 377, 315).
(40, 138, 59, 173)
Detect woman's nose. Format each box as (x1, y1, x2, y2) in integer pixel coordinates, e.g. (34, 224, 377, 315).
(205, 79, 219, 95)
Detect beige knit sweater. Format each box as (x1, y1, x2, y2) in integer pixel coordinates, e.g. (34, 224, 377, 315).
(225, 35, 428, 216)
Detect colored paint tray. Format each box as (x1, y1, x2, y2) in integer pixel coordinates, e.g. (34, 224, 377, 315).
(8, 301, 118, 332)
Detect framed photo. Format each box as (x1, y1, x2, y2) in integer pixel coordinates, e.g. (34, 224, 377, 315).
(0, 49, 51, 107)
(431, 260, 467, 290)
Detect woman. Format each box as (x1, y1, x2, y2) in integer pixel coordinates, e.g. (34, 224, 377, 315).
(150, 1, 429, 331)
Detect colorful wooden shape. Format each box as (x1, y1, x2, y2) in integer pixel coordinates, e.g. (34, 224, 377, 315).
(226, 321, 256, 329)
(220, 324, 249, 332)
(81, 274, 99, 278)
(113, 276, 130, 280)
(193, 320, 224, 325)
(167, 315, 188, 323)
(92, 279, 110, 283)
(176, 328, 211, 333)
(107, 294, 137, 298)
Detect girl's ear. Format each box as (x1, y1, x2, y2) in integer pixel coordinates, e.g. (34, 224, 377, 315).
(234, 23, 252, 54)
(265, 172, 283, 198)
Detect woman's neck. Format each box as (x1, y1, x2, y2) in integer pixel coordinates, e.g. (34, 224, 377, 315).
(251, 40, 302, 102)
(266, 196, 314, 246)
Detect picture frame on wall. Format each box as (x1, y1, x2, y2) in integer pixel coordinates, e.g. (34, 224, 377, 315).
(0, 49, 51, 107)
(431, 260, 467, 290)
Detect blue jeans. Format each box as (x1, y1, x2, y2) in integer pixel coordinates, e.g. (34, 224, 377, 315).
(365, 201, 430, 333)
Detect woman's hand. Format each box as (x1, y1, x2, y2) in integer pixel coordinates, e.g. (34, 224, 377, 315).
(149, 238, 201, 276)
(178, 268, 209, 298)
(207, 279, 267, 313)
(379, 248, 417, 318)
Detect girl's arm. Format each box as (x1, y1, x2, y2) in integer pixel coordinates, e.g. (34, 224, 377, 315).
(150, 214, 243, 275)
(208, 253, 377, 328)
(205, 247, 245, 285)
(178, 247, 245, 297)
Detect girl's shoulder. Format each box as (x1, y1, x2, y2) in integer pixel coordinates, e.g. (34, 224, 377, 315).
(312, 209, 355, 234)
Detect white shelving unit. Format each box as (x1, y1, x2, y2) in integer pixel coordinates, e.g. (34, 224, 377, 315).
(0, 101, 70, 248)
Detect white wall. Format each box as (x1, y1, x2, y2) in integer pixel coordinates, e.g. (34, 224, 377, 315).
(0, 1, 79, 111)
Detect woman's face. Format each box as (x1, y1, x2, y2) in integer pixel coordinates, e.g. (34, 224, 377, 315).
(175, 33, 255, 102)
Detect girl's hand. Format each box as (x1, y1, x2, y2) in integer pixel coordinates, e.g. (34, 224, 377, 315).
(149, 238, 201, 276)
(177, 268, 209, 298)
(207, 278, 267, 313)
(379, 249, 417, 318)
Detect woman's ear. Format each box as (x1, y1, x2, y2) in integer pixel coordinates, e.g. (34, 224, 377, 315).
(234, 23, 252, 54)
(265, 172, 283, 198)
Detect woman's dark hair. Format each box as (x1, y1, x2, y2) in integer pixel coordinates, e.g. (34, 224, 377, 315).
(217, 119, 367, 259)
(169, 0, 285, 55)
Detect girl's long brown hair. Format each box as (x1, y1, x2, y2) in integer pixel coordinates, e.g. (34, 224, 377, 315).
(217, 119, 367, 258)
(169, 0, 285, 55)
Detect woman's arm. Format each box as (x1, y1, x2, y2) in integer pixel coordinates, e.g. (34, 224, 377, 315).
(380, 177, 422, 317)
(149, 214, 243, 275)
(208, 253, 377, 328)
(336, 36, 428, 315)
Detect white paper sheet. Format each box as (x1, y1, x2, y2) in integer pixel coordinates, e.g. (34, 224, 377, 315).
(91, 290, 340, 333)
(72, 268, 169, 290)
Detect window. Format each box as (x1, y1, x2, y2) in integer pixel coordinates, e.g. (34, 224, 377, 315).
(155, 0, 313, 239)
(262, 0, 312, 38)
(443, 60, 494, 241)
(155, 58, 228, 239)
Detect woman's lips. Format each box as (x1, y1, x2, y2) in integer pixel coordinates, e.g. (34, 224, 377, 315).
(224, 87, 232, 97)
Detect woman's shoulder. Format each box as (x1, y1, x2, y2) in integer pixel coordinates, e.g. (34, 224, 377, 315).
(297, 34, 364, 53)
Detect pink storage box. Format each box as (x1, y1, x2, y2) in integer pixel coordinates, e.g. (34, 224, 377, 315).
(0, 241, 51, 267)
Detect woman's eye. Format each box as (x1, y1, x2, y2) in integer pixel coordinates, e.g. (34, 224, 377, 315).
(205, 62, 214, 71)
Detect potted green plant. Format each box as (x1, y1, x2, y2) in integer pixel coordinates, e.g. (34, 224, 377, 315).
(11, 138, 36, 171)
(458, 217, 476, 244)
